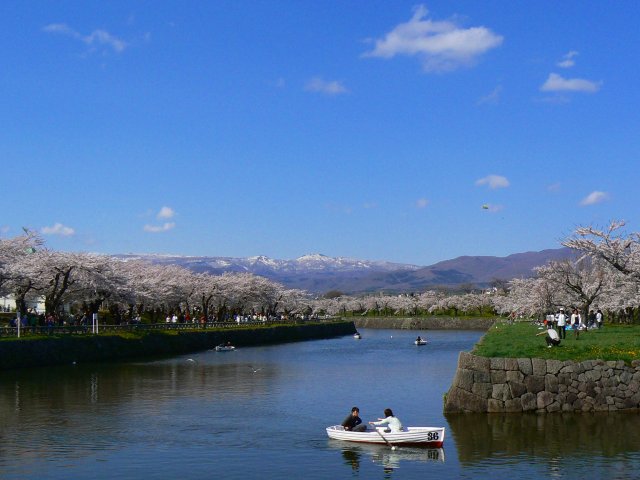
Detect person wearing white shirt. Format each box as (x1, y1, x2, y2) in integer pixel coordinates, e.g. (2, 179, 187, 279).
(369, 408, 403, 433)
(537, 326, 561, 347)
(555, 309, 567, 339)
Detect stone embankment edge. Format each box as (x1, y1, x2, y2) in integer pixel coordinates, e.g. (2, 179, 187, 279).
(444, 351, 640, 413)
(351, 316, 495, 330)
(0, 321, 356, 371)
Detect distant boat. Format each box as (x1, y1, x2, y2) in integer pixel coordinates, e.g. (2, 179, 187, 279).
(326, 425, 445, 448)
(215, 344, 236, 352)
(414, 338, 427, 346)
(354, 332, 362, 339)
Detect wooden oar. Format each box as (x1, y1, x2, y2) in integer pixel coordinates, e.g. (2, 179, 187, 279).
(374, 428, 397, 450)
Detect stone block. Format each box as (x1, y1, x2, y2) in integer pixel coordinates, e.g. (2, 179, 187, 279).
(525, 375, 545, 394)
(546, 359, 563, 375)
(509, 381, 527, 398)
(506, 370, 524, 383)
(504, 398, 523, 413)
(560, 364, 574, 374)
(521, 392, 537, 412)
(459, 352, 491, 372)
(472, 382, 493, 399)
(487, 398, 504, 412)
(585, 369, 602, 382)
(490, 357, 505, 370)
(537, 391, 554, 409)
(532, 358, 547, 376)
(620, 371, 633, 385)
(474, 370, 492, 384)
(505, 358, 519, 371)
(546, 401, 561, 412)
(545, 374, 559, 393)
(491, 370, 507, 383)
(492, 383, 511, 401)
(453, 368, 475, 391)
(517, 358, 533, 375)
(444, 386, 488, 413)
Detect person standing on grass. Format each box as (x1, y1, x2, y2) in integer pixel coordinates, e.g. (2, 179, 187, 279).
(570, 308, 582, 339)
(556, 308, 567, 339)
(596, 309, 604, 329)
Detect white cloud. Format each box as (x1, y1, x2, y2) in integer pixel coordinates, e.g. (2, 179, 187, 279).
(475, 174, 510, 189)
(41, 223, 76, 236)
(477, 85, 502, 105)
(557, 50, 579, 68)
(580, 191, 609, 206)
(540, 73, 601, 93)
(157, 206, 175, 219)
(43, 23, 127, 53)
(363, 4, 503, 72)
(304, 77, 348, 95)
(143, 222, 176, 233)
(416, 198, 429, 209)
(546, 182, 562, 193)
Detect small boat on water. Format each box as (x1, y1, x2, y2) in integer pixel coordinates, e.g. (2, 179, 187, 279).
(354, 332, 362, 339)
(215, 344, 236, 352)
(414, 339, 427, 346)
(326, 425, 445, 448)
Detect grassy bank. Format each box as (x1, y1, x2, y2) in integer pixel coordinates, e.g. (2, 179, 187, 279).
(472, 322, 640, 364)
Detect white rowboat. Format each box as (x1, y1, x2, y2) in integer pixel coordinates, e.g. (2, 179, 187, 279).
(414, 340, 427, 346)
(354, 333, 362, 339)
(326, 425, 445, 448)
(214, 345, 236, 352)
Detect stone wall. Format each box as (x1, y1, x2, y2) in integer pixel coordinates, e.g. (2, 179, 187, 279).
(444, 351, 640, 413)
(0, 321, 356, 371)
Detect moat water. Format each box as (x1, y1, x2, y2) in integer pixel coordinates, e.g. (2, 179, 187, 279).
(1, 328, 639, 479)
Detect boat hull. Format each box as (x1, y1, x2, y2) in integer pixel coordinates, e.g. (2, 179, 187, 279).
(414, 340, 427, 346)
(326, 425, 444, 448)
(214, 346, 235, 352)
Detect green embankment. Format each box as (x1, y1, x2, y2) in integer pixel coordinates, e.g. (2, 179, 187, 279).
(0, 321, 355, 370)
(472, 322, 640, 364)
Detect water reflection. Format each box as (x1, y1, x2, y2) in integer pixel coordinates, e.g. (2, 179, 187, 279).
(448, 412, 640, 465)
(329, 440, 444, 476)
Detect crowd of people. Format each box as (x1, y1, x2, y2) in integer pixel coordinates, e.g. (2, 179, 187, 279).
(538, 307, 604, 347)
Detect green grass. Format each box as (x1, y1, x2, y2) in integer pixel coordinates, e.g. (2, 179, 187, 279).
(472, 322, 640, 364)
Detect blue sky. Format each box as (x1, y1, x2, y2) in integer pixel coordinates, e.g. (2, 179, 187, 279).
(1, 1, 638, 265)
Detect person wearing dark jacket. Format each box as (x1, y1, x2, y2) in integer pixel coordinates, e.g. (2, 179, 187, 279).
(341, 406, 366, 432)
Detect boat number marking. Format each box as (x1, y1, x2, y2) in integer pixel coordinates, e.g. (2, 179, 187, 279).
(426, 432, 439, 441)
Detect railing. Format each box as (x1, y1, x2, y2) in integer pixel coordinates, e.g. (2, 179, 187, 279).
(0, 317, 341, 338)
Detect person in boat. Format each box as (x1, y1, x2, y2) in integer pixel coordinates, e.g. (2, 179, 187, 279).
(537, 325, 561, 348)
(416, 336, 422, 343)
(341, 406, 367, 432)
(369, 408, 403, 433)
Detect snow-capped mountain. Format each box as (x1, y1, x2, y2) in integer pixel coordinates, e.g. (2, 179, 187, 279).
(116, 252, 419, 276)
(115, 248, 572, 294)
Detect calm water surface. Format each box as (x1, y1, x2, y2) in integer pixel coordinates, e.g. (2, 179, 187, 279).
(1, 329, 639, 479)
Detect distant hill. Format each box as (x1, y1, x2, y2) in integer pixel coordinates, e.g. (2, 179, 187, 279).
(116, 248, 573, 294)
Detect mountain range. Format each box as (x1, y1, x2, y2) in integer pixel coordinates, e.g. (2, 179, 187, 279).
(118, 248, 573, 294)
